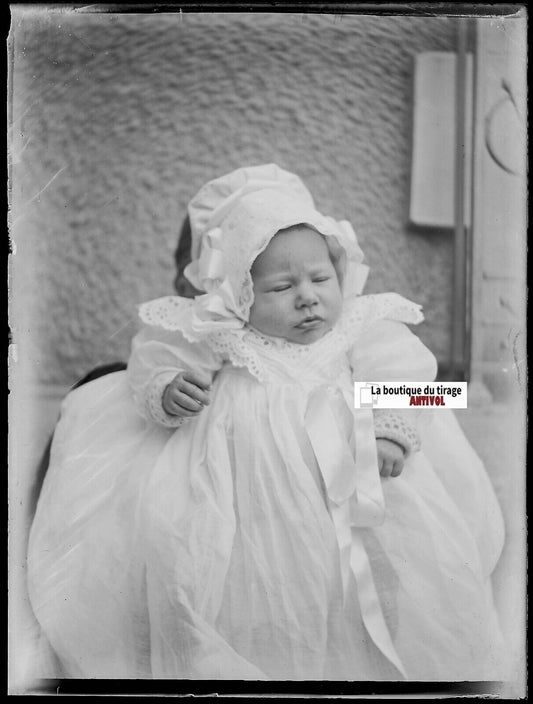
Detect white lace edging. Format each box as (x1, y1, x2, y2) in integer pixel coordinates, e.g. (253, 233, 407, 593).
(139, 296, 195, 332)
(136, 292, 425, 384)
(341, 292, 424, 329)
(373, 410, 421, 456)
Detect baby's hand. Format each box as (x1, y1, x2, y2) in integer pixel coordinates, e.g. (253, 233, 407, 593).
(376, 438, 405, 478)
(162, 370, 212, 418)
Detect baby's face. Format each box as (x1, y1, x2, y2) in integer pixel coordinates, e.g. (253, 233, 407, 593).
(249, 225, 343, 345)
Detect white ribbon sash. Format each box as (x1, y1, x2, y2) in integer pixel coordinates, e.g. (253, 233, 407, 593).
(305, 389, 385, 525)
(304, 388, 407, 679)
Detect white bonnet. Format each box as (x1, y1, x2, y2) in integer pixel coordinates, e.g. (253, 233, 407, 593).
(183, 164, 368, 333)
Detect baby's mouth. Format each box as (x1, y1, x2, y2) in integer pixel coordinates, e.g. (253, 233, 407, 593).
(296, 315, 324, 330)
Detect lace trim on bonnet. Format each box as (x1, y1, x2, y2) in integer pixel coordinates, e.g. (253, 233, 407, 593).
(138, 292, 424, 383)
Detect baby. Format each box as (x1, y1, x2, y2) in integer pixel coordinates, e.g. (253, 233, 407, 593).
(28, 164, 506, 681)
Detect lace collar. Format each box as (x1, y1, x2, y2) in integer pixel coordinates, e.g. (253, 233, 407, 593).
(138, 293, 423, 383)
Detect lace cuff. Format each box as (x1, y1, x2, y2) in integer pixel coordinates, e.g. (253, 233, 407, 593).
(373, 410, 421, 457)
(145, 372, 189, 429)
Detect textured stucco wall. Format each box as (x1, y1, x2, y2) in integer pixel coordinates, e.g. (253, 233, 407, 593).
(9, 9, 458, 387)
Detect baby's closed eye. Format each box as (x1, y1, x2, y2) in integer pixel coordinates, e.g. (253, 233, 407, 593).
(269, 284, 292, 292)
(268, 277, 330, 292)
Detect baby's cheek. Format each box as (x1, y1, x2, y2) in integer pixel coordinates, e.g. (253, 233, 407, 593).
(249, 296, 284, 335)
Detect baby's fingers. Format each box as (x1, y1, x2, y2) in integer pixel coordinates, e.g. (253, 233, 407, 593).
(176, 377, 211, 406)
(390, 458, 404, 477)
(164, 389, 202, 416)
(181, 370, 212, 392)
(380, 457, 405, 477)
(379, 458, 394, 478)
(376, 438, 405, 479)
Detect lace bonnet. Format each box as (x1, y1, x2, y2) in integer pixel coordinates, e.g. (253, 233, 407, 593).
(183, 163, 368, 333)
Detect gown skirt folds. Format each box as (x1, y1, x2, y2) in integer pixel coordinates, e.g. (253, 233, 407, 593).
(27, 294, 506, 680)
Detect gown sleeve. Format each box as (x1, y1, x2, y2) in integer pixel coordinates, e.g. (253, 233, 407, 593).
(127, 324, 222, 428)
(349, 318, 439, 456)
(349, 318, 438, 382)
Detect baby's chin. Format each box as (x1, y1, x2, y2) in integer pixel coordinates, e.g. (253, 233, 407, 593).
(289, 325, 332, 345)
(267, 321, 333, 345)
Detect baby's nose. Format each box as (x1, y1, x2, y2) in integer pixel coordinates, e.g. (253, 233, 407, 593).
(296, 282, 319, 306)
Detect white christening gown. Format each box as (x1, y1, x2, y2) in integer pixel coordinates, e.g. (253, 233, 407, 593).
(27, 293, 506, 681)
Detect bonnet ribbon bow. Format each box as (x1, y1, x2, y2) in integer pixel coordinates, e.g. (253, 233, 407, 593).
(187, 228, 245, 330)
